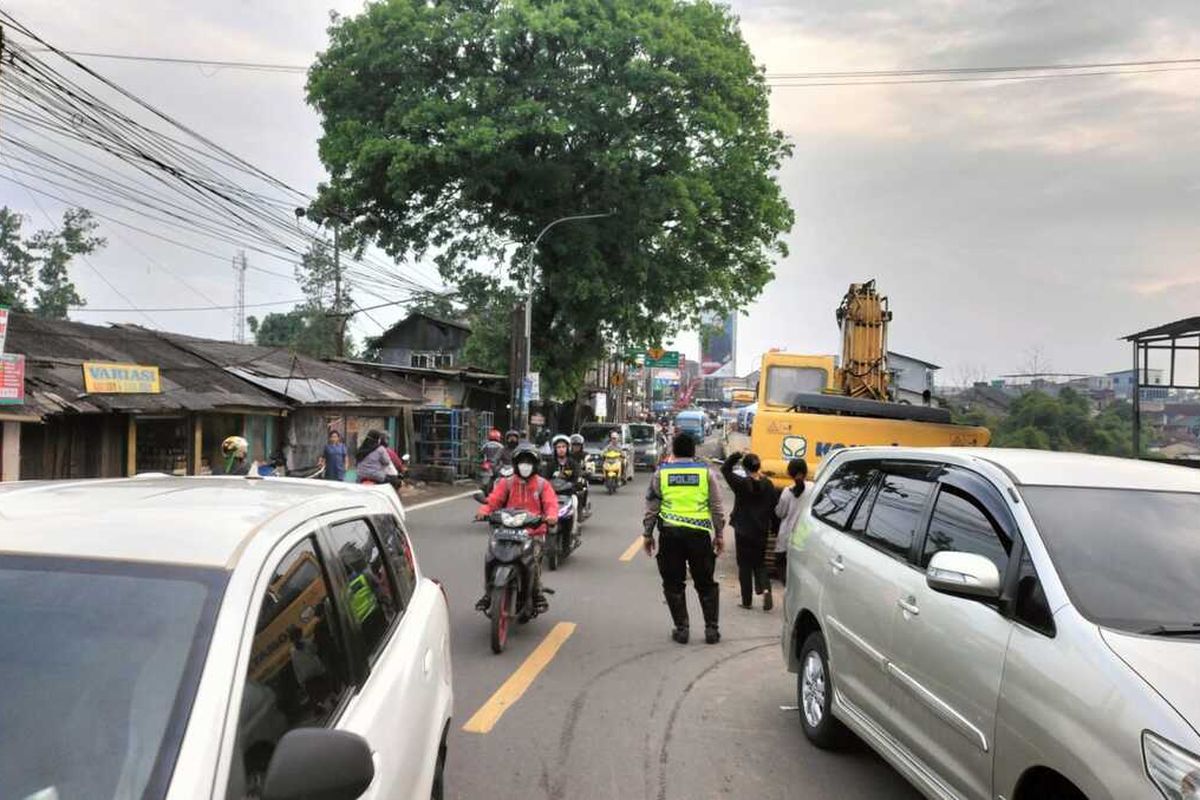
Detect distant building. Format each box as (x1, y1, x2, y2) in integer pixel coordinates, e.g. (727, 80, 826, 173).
(373, 312, 471, 369)
(888, 351, 939, 406)
(1108, 368, 1166, 400)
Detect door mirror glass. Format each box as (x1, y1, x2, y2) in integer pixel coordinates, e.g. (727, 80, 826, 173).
(926, 551, 1001, 599)
(262, 729, 374, 800)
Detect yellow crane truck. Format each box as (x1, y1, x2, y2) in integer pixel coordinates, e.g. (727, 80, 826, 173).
(748, 280, 990, 486)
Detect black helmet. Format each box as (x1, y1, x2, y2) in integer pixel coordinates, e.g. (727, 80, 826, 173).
(512, 442, 540, 467)
(505, 429, 521, 442)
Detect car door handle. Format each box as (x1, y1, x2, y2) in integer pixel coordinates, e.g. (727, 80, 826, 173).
(828, 555, 845, 574)
(897, 597, 920, 616)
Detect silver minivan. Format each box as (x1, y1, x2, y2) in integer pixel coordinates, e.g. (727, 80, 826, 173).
(782, 447, 1200, 800)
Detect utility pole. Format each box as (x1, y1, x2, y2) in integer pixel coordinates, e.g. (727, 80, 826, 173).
(333, 221, 344, 358)
(232, 250, 247, 343)
(520, 211, 613, 435)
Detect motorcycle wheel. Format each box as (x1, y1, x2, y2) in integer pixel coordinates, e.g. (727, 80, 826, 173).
(606, 478, 617, 495)
(490, 584, 511, 654)
(547, 541, 559, 571)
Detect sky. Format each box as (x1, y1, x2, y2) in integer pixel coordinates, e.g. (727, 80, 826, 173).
(2, 0, 1199, 385)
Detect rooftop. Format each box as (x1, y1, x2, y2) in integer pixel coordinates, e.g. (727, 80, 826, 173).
(0, 476, 386, 567)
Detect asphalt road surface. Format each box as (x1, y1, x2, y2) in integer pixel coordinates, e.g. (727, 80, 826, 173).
(404, 450, 921, 800)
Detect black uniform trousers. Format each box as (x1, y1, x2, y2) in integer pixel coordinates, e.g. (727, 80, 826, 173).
(656, 524, 717, 597)
(734, 529, 770, 606)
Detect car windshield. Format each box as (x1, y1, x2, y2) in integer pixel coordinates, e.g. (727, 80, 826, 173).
(630, 425, 655, 443)
(579, 425, 617, 445)
(1022, 487, 1200, 634)
(0, 556, 225, 800)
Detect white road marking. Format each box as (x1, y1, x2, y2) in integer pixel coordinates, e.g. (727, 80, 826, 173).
(405, 490, 479, 512)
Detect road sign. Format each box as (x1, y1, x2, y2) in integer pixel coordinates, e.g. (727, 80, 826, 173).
(645, 350, 680, 368)
(530, 413, 545, 426)
(528, 372, 540, 402)
(0, 353, 25, 404)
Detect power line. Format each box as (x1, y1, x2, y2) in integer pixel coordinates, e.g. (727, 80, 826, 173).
(764, 56, 1200, 80)
(23, 47, 309, 74)
(766, 64, 1200, 88)
(70, 297, 308, 313)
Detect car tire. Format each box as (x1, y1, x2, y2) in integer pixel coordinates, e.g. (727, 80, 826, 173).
(431, 728, 448, 800)
(798, 631, 851, 750)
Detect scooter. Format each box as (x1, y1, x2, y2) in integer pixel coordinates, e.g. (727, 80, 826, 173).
(545, 477, 582, 571)
(471, 493, 547, 654)
(602, 448, 623, 494)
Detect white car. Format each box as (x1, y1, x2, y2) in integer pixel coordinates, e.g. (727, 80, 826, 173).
(0, 476, 453, 800)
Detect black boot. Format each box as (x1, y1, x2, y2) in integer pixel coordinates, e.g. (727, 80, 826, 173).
(699, 587, 720, 644)
(665, 591, 689, 644)
(475, 593, 490, 612)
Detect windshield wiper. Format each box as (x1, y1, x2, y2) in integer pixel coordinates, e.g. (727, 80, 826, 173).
(1139, 623, 1200, 638)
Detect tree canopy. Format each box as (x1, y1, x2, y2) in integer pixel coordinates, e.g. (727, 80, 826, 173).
(0, 206, 104, 319)
(306, 0, 793, 397)
(956, 388, 1145, 457)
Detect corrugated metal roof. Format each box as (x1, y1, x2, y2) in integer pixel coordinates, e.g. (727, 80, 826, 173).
(5, 314, 288, 417)
(153, 329, 423, 406)
(1123, 316, 1200, 342)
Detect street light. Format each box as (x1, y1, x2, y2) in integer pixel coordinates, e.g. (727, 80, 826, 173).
(520, 211, 613, 435)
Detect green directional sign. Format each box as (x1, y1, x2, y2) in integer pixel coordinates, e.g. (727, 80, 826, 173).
(644, 349, 680, 368)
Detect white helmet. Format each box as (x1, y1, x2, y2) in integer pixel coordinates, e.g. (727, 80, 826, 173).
(221, 435, 248, 460)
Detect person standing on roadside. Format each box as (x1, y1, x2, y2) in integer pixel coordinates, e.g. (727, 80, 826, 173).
(643, 432, 726, 645)
(721, 451, 779, 611)
(317, 429, 349, 481)
(773, 458, 808, 584)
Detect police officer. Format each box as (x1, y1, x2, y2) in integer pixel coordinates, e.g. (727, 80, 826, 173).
(642, 432, 726, 644)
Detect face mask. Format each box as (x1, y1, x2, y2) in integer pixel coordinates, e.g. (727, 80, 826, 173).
(517, 463, 534, 478)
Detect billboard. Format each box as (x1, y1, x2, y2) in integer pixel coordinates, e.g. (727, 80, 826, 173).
(699, 311, 735, 377)
(0, 353, 24, 404)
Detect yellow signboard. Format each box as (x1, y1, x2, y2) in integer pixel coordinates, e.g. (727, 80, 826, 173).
(82, 362, 162, 394)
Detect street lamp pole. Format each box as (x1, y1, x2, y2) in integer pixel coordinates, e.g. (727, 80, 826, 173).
(521, 211, 612, 436)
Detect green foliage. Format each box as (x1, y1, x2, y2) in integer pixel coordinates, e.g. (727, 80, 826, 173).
(306, 0, 794, 397)
(0, 206, 103, 318)
(248, 240, 354, 357)
(990, 389, 1145, 457)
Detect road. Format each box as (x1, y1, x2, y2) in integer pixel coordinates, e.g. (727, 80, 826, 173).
(403, 452, 921, 800)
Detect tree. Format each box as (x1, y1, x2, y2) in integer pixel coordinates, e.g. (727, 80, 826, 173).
(306, 0, 794, 398)
(0, 206, 103, 318)
(248, 240, 354, 357)
(989, 389, 1147, 456)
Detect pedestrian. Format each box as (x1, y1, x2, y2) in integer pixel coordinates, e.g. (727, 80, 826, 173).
(221, 435, 253, 476)
(317, 429, 348, 481)
(721, 451, 779, 611)
(643, 432, 726, 644)
(355, 429, 400, 487)
(773, 458, 808, 585)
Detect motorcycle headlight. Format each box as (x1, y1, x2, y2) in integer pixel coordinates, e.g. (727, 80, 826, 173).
(1144, 732, 1200, 800)
(499, 511, 529, 528)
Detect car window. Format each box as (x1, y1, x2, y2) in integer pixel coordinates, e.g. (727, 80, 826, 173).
(327, 519, 400, 663)
(921, 486, 1012, 575)
(374, 514, 417, 608)
(1022, 486, 1200, 633)
(1014, 547, 1055, 636)
(230, 538, 349, 798)
(1, 557, 223, 800)
(811, 461, 877, 529)
(863, 468, 935, 559)
(630, 424, 655, 443)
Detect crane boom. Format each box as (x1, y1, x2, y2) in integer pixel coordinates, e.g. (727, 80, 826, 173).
(835, 279, 892, 401)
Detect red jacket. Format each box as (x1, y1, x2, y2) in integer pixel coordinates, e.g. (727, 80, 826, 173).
(478, 474, 559, 538)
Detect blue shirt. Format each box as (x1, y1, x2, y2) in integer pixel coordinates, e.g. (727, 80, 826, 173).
(323, 443, 347, 480)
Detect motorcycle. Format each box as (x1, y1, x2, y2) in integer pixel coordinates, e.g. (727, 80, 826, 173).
(479, 462, 513, 496)
(602, 448, 623, 494)
(471, 493, 547, 654)
(545, 476, 582, 571)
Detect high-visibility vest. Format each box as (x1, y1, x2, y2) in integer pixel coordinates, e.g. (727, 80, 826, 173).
(347, 573, 378, 624)
(658, 461, 713, 533)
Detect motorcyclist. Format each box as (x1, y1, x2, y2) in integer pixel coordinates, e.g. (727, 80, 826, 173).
(475, 443, 559, 613)
(568, 433, 592, 515)
(499, 429, 522, 467)
(603, 429, 626, 479)
(542, 434, 582, 481)
(221, 435, 253, 476)
(482, 428, 505, 467)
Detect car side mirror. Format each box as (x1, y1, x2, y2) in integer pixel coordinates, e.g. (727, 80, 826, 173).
(262, 729, 374, 800)
(471, 491, 488, 503)
(926, 551, 1001, 600)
